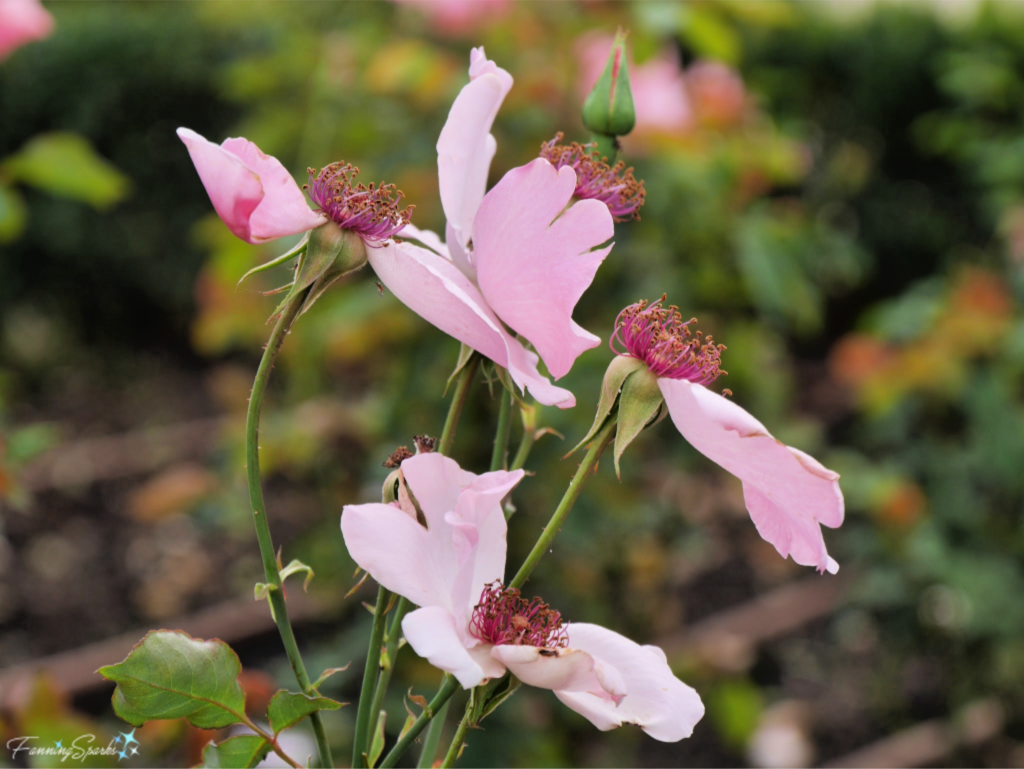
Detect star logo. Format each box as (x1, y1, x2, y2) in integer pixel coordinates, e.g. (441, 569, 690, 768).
(130, 746, 140, 756)
(114, 735, 122, 744)
(54, 741, 63, 749)
(118, 749, 128, 761)
(120, 730, 139, 748)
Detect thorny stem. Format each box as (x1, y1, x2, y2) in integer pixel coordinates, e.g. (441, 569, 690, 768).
(365, 594, 409, 755)
(509, 419, 616, 590)
(416, 699, 451, 768)
(378, 675, 460, 768)
(440, 354, 480, 455)
(510, 403, 541, 472)
(353, 585, 392, 767)
(490, 390, 513, 472)
(245, 287, 333, 768)
(440, 709, 473, 768)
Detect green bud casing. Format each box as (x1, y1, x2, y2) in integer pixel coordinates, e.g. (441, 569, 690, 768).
(276, 221, 368, 316)
(581, 29, 637, 139)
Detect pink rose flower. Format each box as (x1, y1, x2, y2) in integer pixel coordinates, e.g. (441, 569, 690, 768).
(341, 452, 705, 741)
(370, 49, 615, 409)
(612, 299, 844, 573)
(0, 0, 54, 61)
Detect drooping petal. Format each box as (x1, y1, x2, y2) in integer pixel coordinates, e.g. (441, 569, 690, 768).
(367, 241, 577, 408)
(0, 0, 53, 60)
(490, 645, 625, 703)
(659, 378, 844, 573)
(402, 606, 506, 689)
(553, 624, 704, 742)
(219, 137, 326, 242)
(437, 48, 512, 249)
(397, 223, 450, 259)
(177, 128, 324, 244)
(474, 158, 614, 379)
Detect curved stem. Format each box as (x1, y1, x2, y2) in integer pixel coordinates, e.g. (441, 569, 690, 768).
(509, 419, 616, 590)
(379, 675, 460, 769)
(241, 715, 303, 769)
(246, 288, 333, 768)
(509, 403, 540, 472)
(439, 355, 480, 455)
(440, 709, 472, 768)
(489, 390, 513, 472)
(416, 699, 450, 768)
(352, 586, 392, 767)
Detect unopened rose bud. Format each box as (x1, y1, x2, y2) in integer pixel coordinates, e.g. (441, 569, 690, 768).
(581, 29, 636, 141)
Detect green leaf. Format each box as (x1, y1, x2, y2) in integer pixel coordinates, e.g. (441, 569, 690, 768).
(613, 366, 665, 478)
(237, 235, 307, 286)
(254, 583, 278, 621)
(267, 690, 344, 735)
(0, 183, 27, 243)
(368, 710, 386, 768)
(279, 559, 315, 592)
(201, 735, 271, 769)
(97, 630, 247, 729)
(568, 355, 644, 457)
(4, 132, 131, 210)
(311, 664, 351, 690)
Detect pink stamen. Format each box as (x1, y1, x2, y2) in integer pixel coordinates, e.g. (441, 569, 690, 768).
(468, 581, 569, 648)
(305, 162, 413, 242)
(539, 133, 645, 222)
(611, 296, 727, 386)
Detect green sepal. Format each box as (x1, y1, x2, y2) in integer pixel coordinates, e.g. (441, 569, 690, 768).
(368, 710, 386, 768)
(613, 366, 664, 479)
(97, 630, 247, 730)
(568, 355, 645, 457)
(445, 343, 478, 394)
(273, 222, 367, 318)
(476, 674, 521, 723)
(267, 690, 344, 735)
(201, 735, 270, 768)
(253, 583, 278, 621)
(311, 664, 351, 691)
(237, 234, 308, 286)
(279, 559, 315, 592)
(581, 28, 636, 139)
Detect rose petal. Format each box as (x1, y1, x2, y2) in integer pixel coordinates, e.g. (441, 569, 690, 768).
(490, 645, 625, 703)
(402, 607, 506, 689)
(367, 241, 576, 408)
(0, 0, 53, 60)
(397, 223, 450, 259)
(437, 48, 512, 249)
(659, 378, 844, 573)
(554, 623, 704, 742)
(474, 158, 614, 379)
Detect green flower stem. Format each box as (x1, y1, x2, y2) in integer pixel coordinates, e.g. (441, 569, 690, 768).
(353, 585, 392, 768)
(440, 709, 473, 768)
(241, 714, 303, 769)
(365, 595, 409, 754)
(489, 390, 513, 471)
(245, 287, 333, 768)
(510, 403, 541, 472)
(440, 354, 480, 455)
(509, 419, 616, 590)
(416, 699, 451, 768)
(379, 675, 460, 769)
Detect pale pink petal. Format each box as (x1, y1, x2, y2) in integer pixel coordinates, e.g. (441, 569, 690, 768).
(491, 645, 625, 703)
(397, 223, 449, 259)
(367, 241, 576, 408)
(474, 159, 614, 379)
(220, 137, 326, 242)
(554, 624, 704, 742)
(437, 48, 512, 248)
(446, 221, 476, 281)
(659, 378, 844, 573)
(341, 501, 454, 614)
(402, 607, 505, 689)
(0, 0, 53, 60)
(177, 129, 324, 244)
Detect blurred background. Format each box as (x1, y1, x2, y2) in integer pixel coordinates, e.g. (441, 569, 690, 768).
(2, 0, 1024, 766)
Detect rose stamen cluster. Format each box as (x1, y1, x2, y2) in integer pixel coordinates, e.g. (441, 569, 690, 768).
(612, 296, 726, 386)
(540, 133, 645, 222)
(468, 581, 569, 648)
(305, 162, 413, 241)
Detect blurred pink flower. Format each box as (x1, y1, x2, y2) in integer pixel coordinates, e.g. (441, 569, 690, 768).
(577, 34, 693, 142)
(687, 60, 747, 128)
(614, 299, 844, 573)
(371, 49, 614, 409)
(177, 129, 326, 244)
(0, 0, 54, 61)
(393, 0, 510, 36)
(341, 452, 705, 741)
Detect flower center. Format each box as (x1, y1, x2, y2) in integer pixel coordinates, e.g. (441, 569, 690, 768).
(305, 163, 413, 241)
(611, 296, 728, 386)
(539, 133, 645, 222)
(468, 581, 569, 648)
